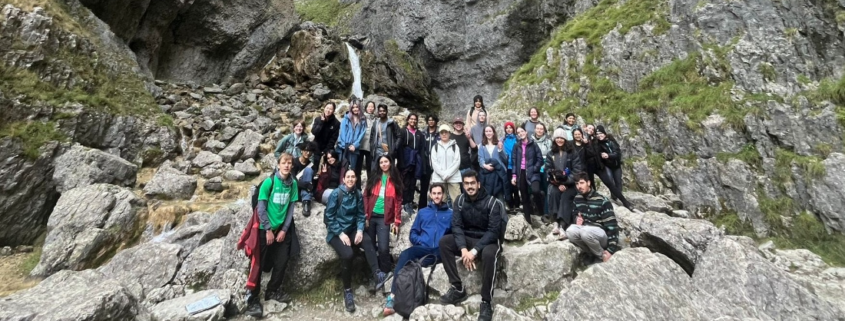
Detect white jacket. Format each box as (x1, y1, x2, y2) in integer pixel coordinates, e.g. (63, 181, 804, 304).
(430, 139, 462, 183)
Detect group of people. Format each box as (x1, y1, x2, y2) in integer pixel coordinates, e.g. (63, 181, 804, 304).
(241, 96, 631, 321)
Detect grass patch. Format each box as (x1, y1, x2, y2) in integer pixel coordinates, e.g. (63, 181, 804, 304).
(711, 210, 757, 239)
(773, 148, 826, 189)
(771, 212, 845, 266)
(758, 63, 776, 82)
(17, 247, 43, 276)
(384, 39, 427, 83)
(3, 0, 90, 37)
(516, 291, 560, 312)
(294, 0, 361, 34)
(0, 121, 66, 159)
(716, 144, 762, 169)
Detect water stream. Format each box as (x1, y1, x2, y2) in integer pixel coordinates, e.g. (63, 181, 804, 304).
(345, 42, 363, 100)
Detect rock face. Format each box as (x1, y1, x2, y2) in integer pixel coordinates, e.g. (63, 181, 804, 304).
(150, 289, 231, 321)
(144, 162, 198, 200)
(498, 242, 579, 305)
(52, 144, 138, 192)
(31, 184, 147, 277)
(98, 242, 183, 300)
(808, 153, 845, 233)
(79, 0, 299, 84)
(0, 270, 145, 320)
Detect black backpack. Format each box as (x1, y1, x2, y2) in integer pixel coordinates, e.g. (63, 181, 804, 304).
(454, 194, 509, 240)
(250, 176, 275, 210)
(393, 255, 438, 318)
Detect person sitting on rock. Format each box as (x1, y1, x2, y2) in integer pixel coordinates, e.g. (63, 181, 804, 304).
(315, 150, 348, 204)
(383, 183, 453, 316)
(274, 120, 307, 159)
(242, 153, 301, 317)
(364, 155, 404, 293)
(324, 169, 380, 313)
(439, 170, 505, 321)
(545, 128, 583, 237)
(292, 142, 318, 217)
(566, 172, 619, 264)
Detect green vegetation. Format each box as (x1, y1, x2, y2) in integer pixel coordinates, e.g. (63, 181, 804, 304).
(294, 0, 362, 34)
(716, 144, 762, 169)
(758, 63, 777, 82)
(711, 210, 757, 239)
(772, 211, 845, 266)
(783, 28, 798, 39)
(773, 148, 826, 188)
(0, 121, 66, 159)
(516, 291, 560, 312)
(385, 39, 427, 83)
(3, 0, 90, 37)
(18, 246, 43, 275)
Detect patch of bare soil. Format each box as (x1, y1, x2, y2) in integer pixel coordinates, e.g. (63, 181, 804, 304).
(0, 252, 41, 297)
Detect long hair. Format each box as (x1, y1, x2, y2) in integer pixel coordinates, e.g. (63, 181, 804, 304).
(551, 136, 567, 153)
(481, 125, 499, 145)
(365, 155, 403, 197)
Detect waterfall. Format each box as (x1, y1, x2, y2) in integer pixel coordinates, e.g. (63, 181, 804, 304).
(345, 42, 363, 100)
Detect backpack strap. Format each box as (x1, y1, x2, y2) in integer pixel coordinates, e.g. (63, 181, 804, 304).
(417, 254, 439, 301)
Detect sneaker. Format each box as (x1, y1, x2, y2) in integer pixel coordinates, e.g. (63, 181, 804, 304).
(439, 284, 468, 305)
(303, 200, 312, 217)
(383, 294, 395, 316)
(375, 271, 391, 292)
(343, 288, 356, 312)
(244, 292, 263, 318)
(478, 301, 493, 321)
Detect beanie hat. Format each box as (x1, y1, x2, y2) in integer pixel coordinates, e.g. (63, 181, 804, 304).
(596, 125, 607, 135)
(553, 128, 567, 139)
(504, 121, 515, 131)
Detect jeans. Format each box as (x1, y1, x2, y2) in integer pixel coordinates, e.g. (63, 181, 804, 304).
(606, 167, 624, 200)
(439, 234, 501, 303)
(253, 229, 293, 296)
(566, 225, 608, 257)
(328, 229, 380, 289)
(596, 166, 629, 206)
(298, 167, 314, 201)
(391, 246, 439, 293)
(367, 215, 393, 273)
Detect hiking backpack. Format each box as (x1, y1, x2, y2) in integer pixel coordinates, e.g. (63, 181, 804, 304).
(393, 255, 438, 318)
(250, 176, 275, 211)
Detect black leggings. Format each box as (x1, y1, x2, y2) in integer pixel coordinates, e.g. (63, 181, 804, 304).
(517, 169, 544, 223)
(328, 230, 380, 289)
(367, 215, 393, 273)
(592, 167, 629, 205)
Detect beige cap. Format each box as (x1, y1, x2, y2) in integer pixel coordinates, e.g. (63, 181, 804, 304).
(438, 124, 452, 133)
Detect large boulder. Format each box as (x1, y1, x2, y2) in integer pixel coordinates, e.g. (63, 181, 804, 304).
(149, 289, 231, 321)
(616, 207, 722, 275)
(763, 248, 845, 312)
(0, 139, 61, 246)
(31, 184, 146, 277)
(498, 242, 579, 305)
(693, 237, 844, 320)
(144, 161, 198, 200)
(174, 238, 224, 288)
(192, 150, 223, 168)
(624, 191, 674, 215)
(98, 242, 183, 300)
(52, 144, 138, 192)
(548, 248, 708, 320)
(218, 129, 263, 163)
(0, 270, 145, 320)
(808, 152, 845, 233)
(409, 303, 466, 321)
(284, 201, 341, 289)
(503, 214, 536, 242)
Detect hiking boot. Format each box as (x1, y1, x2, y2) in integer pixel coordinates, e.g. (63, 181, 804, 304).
(244, 292, 263, 318)
(374, 271, 390, 292)
(343, 288, 356, 312)
(478, 301, 493, 321)
(383, 294, 395, 316)
(303, 200, 312, 217)
(439, 284, 468, 305)
(265, 291, 292, 303)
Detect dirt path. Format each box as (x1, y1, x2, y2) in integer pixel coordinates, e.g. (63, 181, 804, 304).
(0, 252, 40, 297)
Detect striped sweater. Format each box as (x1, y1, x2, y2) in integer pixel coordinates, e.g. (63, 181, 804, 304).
(573, 189, 619, 253)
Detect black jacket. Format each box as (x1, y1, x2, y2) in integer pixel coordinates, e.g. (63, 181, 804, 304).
(598, 138, 622, 169)
(421, 128, 439, 174)
(398, 127, 426, 178)
(312, 115, 340, 153)
(510, 139, 543, 183)
(545, 148, 584, 187)
(452, 187, 504, 252)
(452, 132, 472, 170)
(583, 137, 605, 172)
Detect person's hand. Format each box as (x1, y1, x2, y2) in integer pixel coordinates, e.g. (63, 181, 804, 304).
(320, 113, 326, 121)
(340, 233, 351, 246)
(275, 231, 286, 243)
(497, 141, 503, 150)
(576, 213, 584, 226)
(381, 143, 389, 151)
(365, 220, 370, 229)
(391, 224, 400, 235)
(484, 164, 494, 171)
(559, 185, 566, 192)
(460, 249, 476, 271)
(602, 250, 612, 262)
(511, 177, 517, 186)
(265, 230, 275, 245)
(349, 145, 356, 152)
(582, 137, 589, 144)
(321, 164, 327, 173)
(601, 152, 609, 159)
(354, 231, 364, 245)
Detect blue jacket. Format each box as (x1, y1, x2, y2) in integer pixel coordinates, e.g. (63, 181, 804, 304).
(324, 185, 365, 243)
(337, 113, 367, 151)
(502, 133, 517, 169)
(409, 201, 453, 248)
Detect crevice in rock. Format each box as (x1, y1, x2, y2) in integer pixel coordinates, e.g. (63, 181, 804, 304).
(633, 233, 695, 276)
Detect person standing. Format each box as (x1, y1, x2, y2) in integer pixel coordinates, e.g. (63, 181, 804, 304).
(451, 117, 474, 175)
(430, 124, 463, 205)
(419, 115, 440, 209)
(274, 120, 307, 158)
(364, 155, 403, 292)
(399, 113, 425, 215)
(324, 169, 380, 313)
(502, 122, 520, 212)
(532, 123, 551, 223)
(478, 125, 507, 202)
(438, 170, 504, 321)
(337, 101, 367, 181)
(469, 110, 489, 172)
(464, 95, 487, 134)
(509, 126, 543, 224)
(522, 107, 542, 137)
(545, 129, 583, 236)
(566, 172, 619, 264)
(558, 113, 578, 141)
(595, 126, 634, 210)
(369, 104, 401, 166)
(312, 103, 341, 157)
(359, 101, 377, 178)
(383, 183, 453, 316)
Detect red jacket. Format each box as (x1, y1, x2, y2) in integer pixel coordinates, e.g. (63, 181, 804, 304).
(236, 209, 261, 291)
(364, 177, 402, 226)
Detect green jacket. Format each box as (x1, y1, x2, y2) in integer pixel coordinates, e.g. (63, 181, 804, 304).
(324, 185, 365, 242)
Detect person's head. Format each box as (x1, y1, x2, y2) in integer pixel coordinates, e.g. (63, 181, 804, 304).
(552, 128, 567, 147)
(378, 155, 392, 173)
(516, 126, 528, 141)
(439, 124, 452, 142)
(323, 102, 336, 117)
(426, 115, 439, 128)
(572, 128, 584, 143)
(350, 102, 361, 116)
(596, 125, 608, 141)
(278, 153, 293, 175)
(482, 125, 498, 145)
(504, 122, 515, 134)
(585, 124, 595, 136)
(293, 120, 305, 134)
(343, 169, 357, 189)
(406, 113, 418, 129)
(534, 123, 546, 138)
(473, 95, 484, 109)
(574, 172, 591, 194)
(377, 104, 388, 119)
(326, 150, 339, 165)
(453, 117, 465, 133)
(297, 142, 317, 159)
(477, 110, 487, 123)
(429, 183, 445, 205)
(462, 170, 479, 197)
(565, 113, 576, 126)
(528, 107, 539, 120)
(365, 101, 376, 114)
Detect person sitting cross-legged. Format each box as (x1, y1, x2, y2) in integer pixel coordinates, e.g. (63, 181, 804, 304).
(566, 172, 620, 264)
(383, 183, 454, 316)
